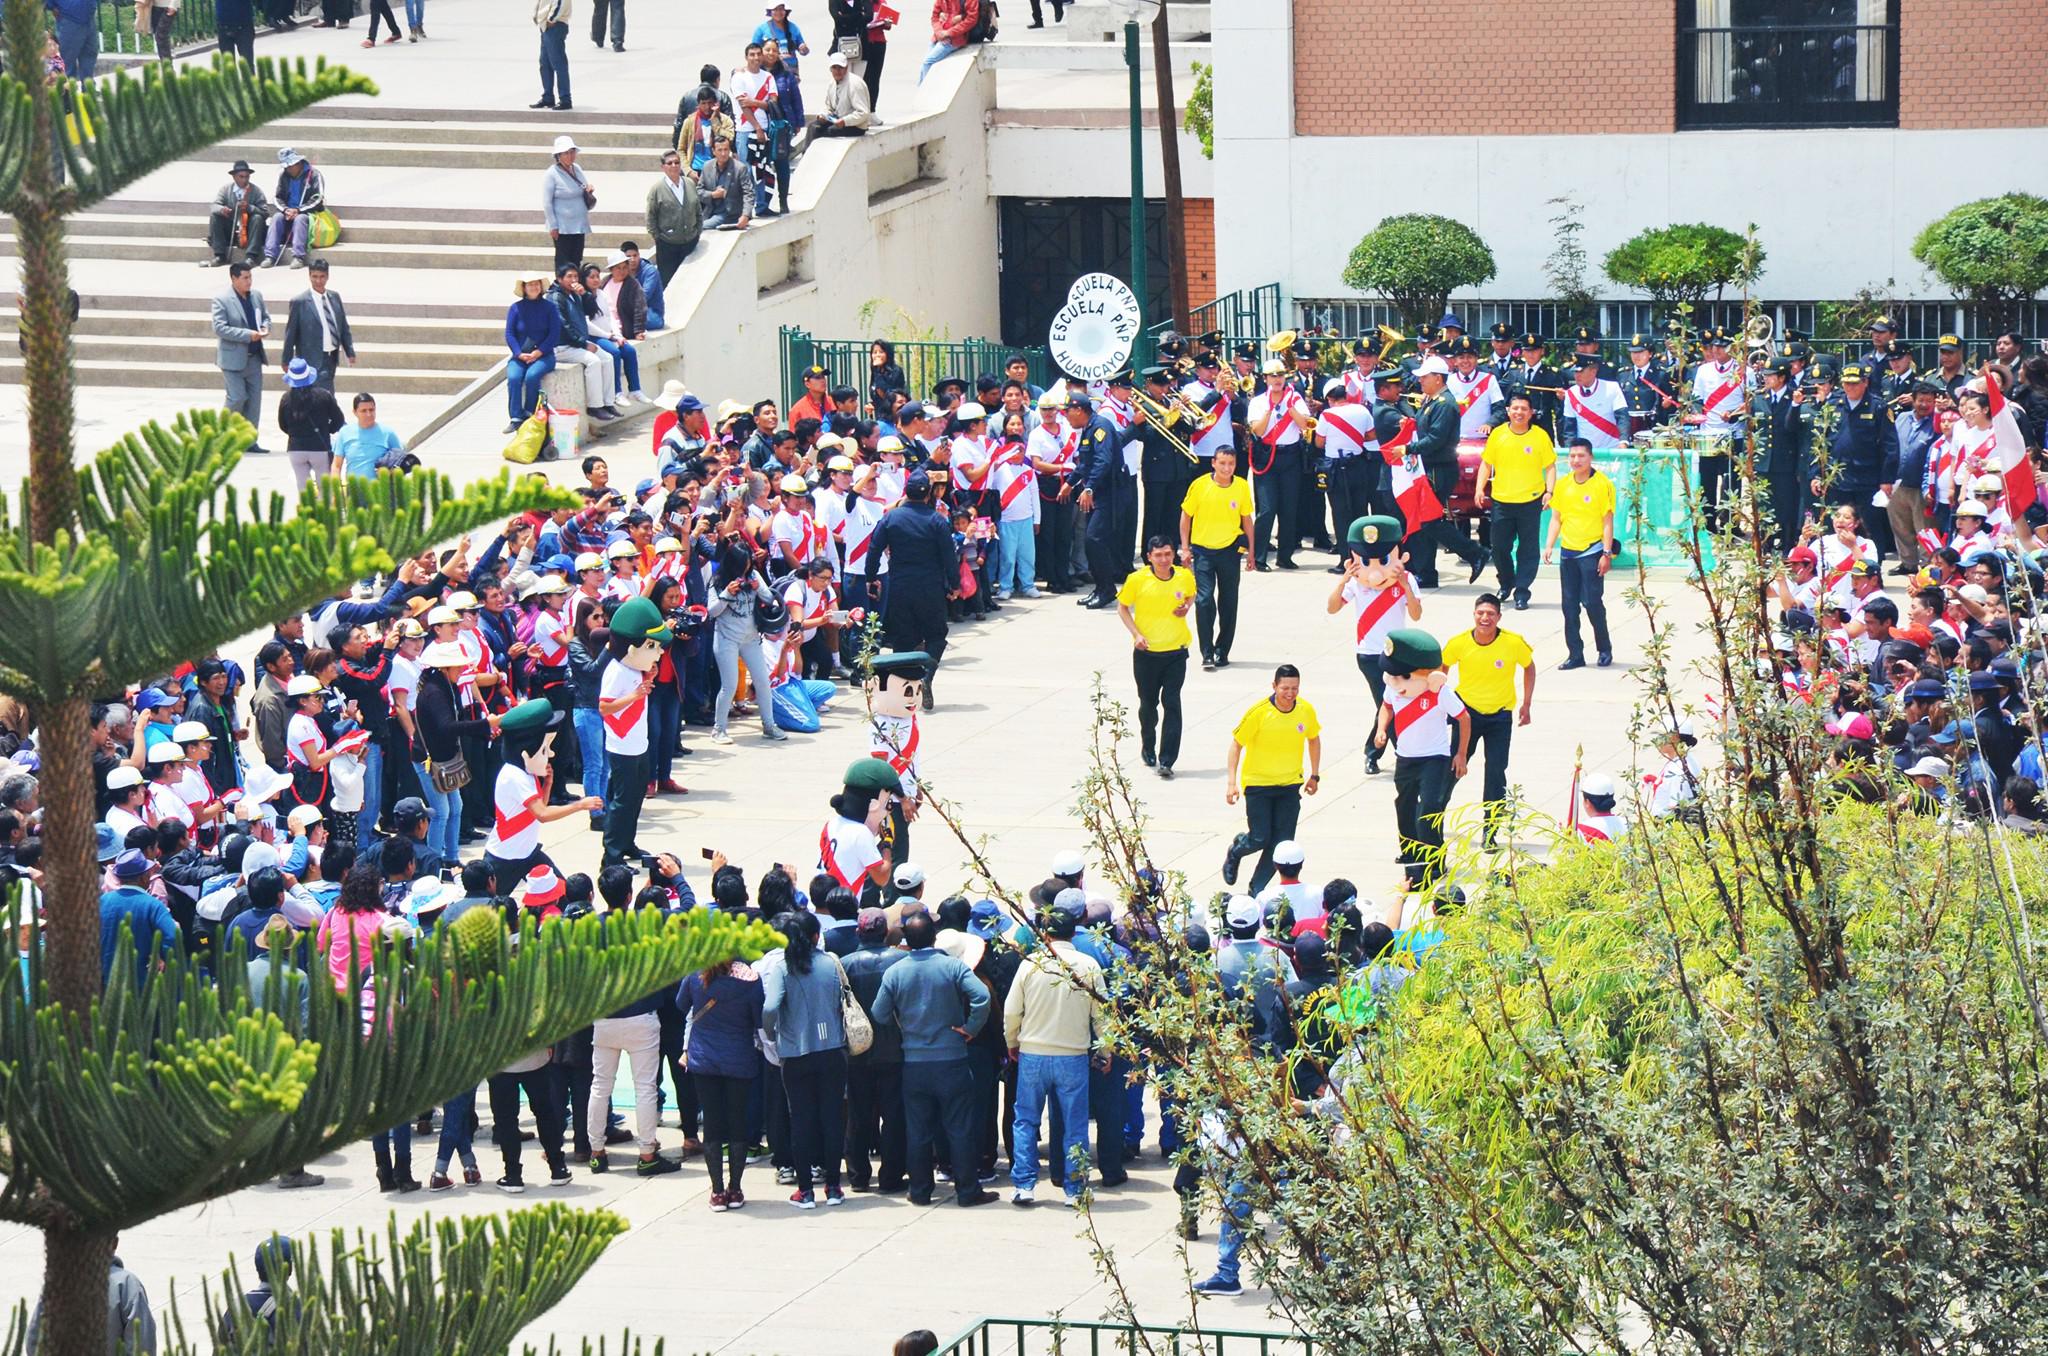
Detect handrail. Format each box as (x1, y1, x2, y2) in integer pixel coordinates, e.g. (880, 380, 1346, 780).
(934, 1316, 1317, 1356)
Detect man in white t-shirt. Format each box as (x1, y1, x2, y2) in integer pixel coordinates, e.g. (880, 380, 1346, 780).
(768, 473, 819, 579)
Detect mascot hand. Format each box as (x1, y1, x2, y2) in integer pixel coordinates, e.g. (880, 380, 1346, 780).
(1426, 671, 1448, 694)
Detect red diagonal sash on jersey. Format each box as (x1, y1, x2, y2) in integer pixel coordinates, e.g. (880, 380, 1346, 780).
(1390, 690, 1440, 740)
(1259, 390, 1298, 447)
(998, 454, 1034, 511)
(818, 824, 856, 890)
(1321, 408, 1369, 456)
(1453, 372, 1493, 413)
(1821, 549, 1857, 595)
(495, 798, 538, 842)
(879, 720, 919, 774)
(601, 693, 646, 738)
(1577, 812, 1621, 843)
(1701, 365, 1743, 416)
(1354, 581, 1406, 645)
(1563, 383, 1621, 440)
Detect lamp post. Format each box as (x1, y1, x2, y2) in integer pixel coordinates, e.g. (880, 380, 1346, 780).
(1112, 0, 1160, 343)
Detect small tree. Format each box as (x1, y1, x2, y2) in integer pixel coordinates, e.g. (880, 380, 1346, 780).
(1603, 222, 1765, 313)
(1542, 195, 1597, 335)
(1911, 193, 2048, 337)
(1341, 214, 1496, 329)
(1182, 61, 1213, 161)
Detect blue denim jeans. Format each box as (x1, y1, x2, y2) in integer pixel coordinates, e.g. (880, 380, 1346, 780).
(55, 13, 98, 80)
(538, 21, 571, 105)
(412, 761, 461, 863)
(356, 740, 384, 841)
(1011, 1052, 1090, 1197)
(434, 1088, 478, 1174)
(403, 0, 424, 26)
(918, 40, 964, 82)
(572, 708, 608, 802)
(506, 352, 557, 420)
(592, 336, 640, 395)
(996, 517, 1035, 595)
(649, 681, 680, 784)
(1213, 1175, 1252, 1284)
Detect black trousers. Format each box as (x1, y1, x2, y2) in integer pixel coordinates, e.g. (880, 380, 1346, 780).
(967, 1043, 1002, 1175)
(589, 0, 623, 45)
(845, 1057, 906, 1189)
(882, 581, 949, 673)
(366, 0, 398, 41)
(1467, 708, 1513, 844)
(782, 1048, 847, 1193)
(1038, 495, 1075, 589)
(1241, 783, 1301, 896)
(693, 1070, 752, 1194)
(1251, 444, 1304, 566)
(1141, 479, 1184, 551)
(1762, 471, 1803, 553)
(1084, 486, 1139, 602)
(1489, 498, 1543, 601)
(1410, 460, 1483, 586)
(1559, 551, 1611, 662)
(484, 846, 552, 899)
(902, 1057, 977, 1204)
(601, 749, 645, 866)
(459, 732, 498, 835)
(654, 237, 690, 286)
(1190, 544, 1240, 663)
(552, 232, 585, 275)
(1325, 456, 1378, 546)
(860, 34, 886, 109)
(1132, 646, 1187, 768)
(1393, 754, 1456, 888)
(489, 1065, 566, 1182)
(559, 1028, 593, 1155)
(218, 20, 255, 63)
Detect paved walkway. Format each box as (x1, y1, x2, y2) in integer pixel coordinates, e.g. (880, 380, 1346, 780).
(0, 542, 1719, 1353)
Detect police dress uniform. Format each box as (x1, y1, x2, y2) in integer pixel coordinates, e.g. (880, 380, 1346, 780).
(1510, 339, 1559, 437)
(866, 472, 961, 681)
(1074, 404, 1138, 605)
(1748, 363, 1811, 553)
(1820, 366, 1901, 560)
(1617, 336, 1674, 432)
(1288, 341, 1336, 551)
(1134, 369, 1196, 549)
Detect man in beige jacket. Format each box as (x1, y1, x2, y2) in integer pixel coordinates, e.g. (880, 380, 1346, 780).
(1003, 890, 1105, 1207)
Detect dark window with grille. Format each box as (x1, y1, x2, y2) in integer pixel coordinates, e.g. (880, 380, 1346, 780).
(1678, 0, 1899, 130)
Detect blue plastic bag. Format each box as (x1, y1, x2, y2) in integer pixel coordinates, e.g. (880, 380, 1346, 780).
(769, 677, 822, 733)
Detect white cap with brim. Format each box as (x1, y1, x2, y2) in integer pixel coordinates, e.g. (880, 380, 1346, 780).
(106, 766, 144, 790)
(421, 641, 470, 668)
(1417, 356, 1451, 377)
(171, 720, 212, 743)
(1908, 756, 1950, 779)
(1271, 839, 1304, 867)
(146, 742, 185, 764)
(1956, 500, 1990, 518)
(1051, 849, 1085, 877)
(1582, 772, 1617, 798)
(287, 804, 324, 831)
(1224, 894, 1261, 928)
(426, 606, 462, 626)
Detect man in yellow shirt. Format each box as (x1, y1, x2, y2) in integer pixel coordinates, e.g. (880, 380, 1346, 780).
(1178, 446, 1255, 671)
(1474, 393, 1557, 611)
(1222, 663, 1320, 892)
(1442, 595, 1535, 849)
(1543, 437, 1617, 669)
(1116, 538, 1196, 778)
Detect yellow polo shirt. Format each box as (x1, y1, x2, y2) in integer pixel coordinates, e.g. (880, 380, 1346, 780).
(1181, 474, 1253, 550)
(1115, 566, 1195, 652)
(1552, 469, 1616, 552)
(1481, 424, 1557, 504)
(1443, 628, 1533, 715)
(1232, 697, 1320, 787)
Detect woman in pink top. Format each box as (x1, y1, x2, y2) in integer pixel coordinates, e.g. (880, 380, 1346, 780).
(316, 859, 421, 1191)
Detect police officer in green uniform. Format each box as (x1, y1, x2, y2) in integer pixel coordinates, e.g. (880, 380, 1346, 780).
(1617, 333, 1674, 433)
(1401, 325, 1443, 391)
(1407, 356, 1490, 589)
(1748, 354, 1810, 552)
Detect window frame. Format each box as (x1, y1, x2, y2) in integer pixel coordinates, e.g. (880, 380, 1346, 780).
(1676, 0, 1901, 132)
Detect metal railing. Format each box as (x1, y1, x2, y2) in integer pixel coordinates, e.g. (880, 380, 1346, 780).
(1184, 283, 1283, 343)
(936, 1318, 1317, 1356)
(779, 326, 1053, 412)
(1678, 5, 1899, 131)
(95, 0, 217, 58)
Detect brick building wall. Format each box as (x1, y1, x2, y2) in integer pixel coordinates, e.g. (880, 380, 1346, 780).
(1898, 0, 2048, 128)
(1293, 0, 1675, 136)
(1182, 198, 1217, 308)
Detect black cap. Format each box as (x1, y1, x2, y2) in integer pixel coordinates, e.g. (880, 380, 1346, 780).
(1065, 389, 1093, 409)
(1627, 333, 1651, 351)
(1232, 342, 1257, 362)
(1520, 332, 1547, 349)
(1573, 351, 1602, 368)
(1766, 356, 1794, 377)
(1488, 322, 1515, 341)
(1291, 337, 1317, 360)
(1351, 336, 1381, 356)
(1141, 365, 1170, 385)
(1415, 325, 1442, 344)
(1574, 325, 1601, 343)
(905, 468, 933, 495)
(1885, 338, 1913, 358)
(1195, 328, 1223, 347)
(1106, 366, 1135, 387)
(230, 159, 253, 174)
(1446, 335, 1477, 356)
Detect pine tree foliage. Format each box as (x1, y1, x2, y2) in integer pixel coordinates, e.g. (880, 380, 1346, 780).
(0, 413, 564, 703)
(0, 907, 784, 1233)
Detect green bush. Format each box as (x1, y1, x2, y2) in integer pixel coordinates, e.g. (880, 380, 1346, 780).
(1341, 214, 1496, 329)
(1603, 222, 1764, 311)
(1183, 61, 1213, 161)
(1911, 193, 2048, 335)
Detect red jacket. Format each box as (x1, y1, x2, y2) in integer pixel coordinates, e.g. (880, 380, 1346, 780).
(931, 0, 976, 47)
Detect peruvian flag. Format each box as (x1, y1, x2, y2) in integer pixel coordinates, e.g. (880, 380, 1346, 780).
(1984, 366, 2037, 518)
(1380, 414, 1443, 534)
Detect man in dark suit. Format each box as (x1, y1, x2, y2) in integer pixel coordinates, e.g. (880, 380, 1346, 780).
(865, 469, 958, 708)
(1749, 356, 1810, 552)
(279, 258, 356, 390)
(1071, 391, 1135, 609)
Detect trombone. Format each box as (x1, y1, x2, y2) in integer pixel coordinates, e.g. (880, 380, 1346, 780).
(1131, 388, 1200, 461)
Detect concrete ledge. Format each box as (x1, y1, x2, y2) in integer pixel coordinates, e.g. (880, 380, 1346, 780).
(987, 39, 1207, 69)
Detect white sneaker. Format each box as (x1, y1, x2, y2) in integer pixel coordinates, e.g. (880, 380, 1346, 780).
(1011, 1186, 1035, 1205)
(630, 390, 648, 404)
(711, 730, 734, 745)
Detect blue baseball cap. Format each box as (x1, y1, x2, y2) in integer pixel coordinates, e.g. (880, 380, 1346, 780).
(544, 553, 576, 575)
(677, 394, 704, 414)
(134, 688, 177, 711)
(112, 849, 151, 880)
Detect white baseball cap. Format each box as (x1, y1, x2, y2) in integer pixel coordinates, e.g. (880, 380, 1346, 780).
(828, 49, 849, 67)
(285, 675, 325, 697)
(1271, 839, 1304, 867)
(892, 861, 926, 890)
(287, 804, 325, 831)
(1908, 756, 1949, 779)
(1581, 772, 1617, 798)
(955, 401, 987, 422)
(1051, 849, 1085, 877)
(1416, 356, 1451, 377)
(1224, 894, 1261, 928)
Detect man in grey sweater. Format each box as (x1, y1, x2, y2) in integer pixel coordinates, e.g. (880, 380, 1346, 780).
(871, 909, 995, 1206)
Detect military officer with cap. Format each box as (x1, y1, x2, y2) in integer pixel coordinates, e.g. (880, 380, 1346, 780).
(1879, 338, 1919, 407)
(1288, 338, 1335, 553)
(1618, 333, 1675, 432)
(1861, 315, 1899, 371)
(1073, 387, 1139, 608)
(1342, 334, 1383, 401)
(1485, 322, 1518, 380)
(1748, 354, 1811, 552)
(1408, 356, 1491, 588)
(1135, 365, 1198, 548)
(1446, 335, 1505, 442)
(1571, 325, 1618, 382)
(1684, 327, 1749, 523)
(1401, 325, 1444, 391)
(866, 467, 960, 703)
(1814, 361, 1899, 561)
(1509, 334, 1559, 437)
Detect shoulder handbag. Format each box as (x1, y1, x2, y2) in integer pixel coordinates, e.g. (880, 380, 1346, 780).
(836, 33, 862, 58)
(427, 751, 470, 794)
(835, 956, 874, 1055)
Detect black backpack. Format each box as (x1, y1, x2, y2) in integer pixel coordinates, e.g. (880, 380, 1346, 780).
(968, 0, 997, 44)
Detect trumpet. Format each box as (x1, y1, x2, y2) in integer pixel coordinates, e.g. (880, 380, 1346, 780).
(1130, 389, 1199, 461)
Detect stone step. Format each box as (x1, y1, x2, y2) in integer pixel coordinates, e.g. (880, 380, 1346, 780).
(0, 231, 555, 271)
(251, 115, 676, 150)
(209, 136, 666, 174)
(3, 306, 502, 346)
(0, 356, 476, 395)
(70, 333, 500, 372)
(987, 38, 1208, 69)
(47, 293, 509, 321)
(291, 104, 675, 128)
(65, 210, 607, 251)
(84, 199, 645, 232)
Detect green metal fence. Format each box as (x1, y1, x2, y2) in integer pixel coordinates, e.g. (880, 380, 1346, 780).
(95, 0, 218, 58)
(778, 326, 1053, 413)
(936, 1318, 1316, 1356)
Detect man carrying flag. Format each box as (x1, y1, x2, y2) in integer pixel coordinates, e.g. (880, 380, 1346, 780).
(1403, 357, 1490, 589)
(1371, 627, 1470, 894)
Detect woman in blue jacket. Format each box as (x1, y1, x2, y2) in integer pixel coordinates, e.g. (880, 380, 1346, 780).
(504, 272, 561, 432)
(761, 910, 849, 1207)
(679, 952, 766, 1210)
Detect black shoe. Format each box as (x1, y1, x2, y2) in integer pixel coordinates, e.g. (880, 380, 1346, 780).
(1214, 656, 1230, 669)
(1365, 750, 1381, 775)
(636, 1156, 681, 1177)
(557, 101, 574, 110)
(1140, 749, 1155, 767)
(530, 98, 556, 108)
(1221, 832, 1256, 886)
(1887, 564, 1915, 577)
(1326, 564, 1345, 574)
(1084, 598, 1114, 610)
(957, 1188, 997, 1207)
(1597, 652, 1613, 667)
(1026, 16, 1043, 24)
(604, 1125, 633, 1145)
(1512, 596, 1529, 611)
(1559, 656, 1586, 670)
(1158, 765, 1175, 780)
(1277, 558, 1299, 570)
(907, 1192, 933, 1206)
(1468, 548, 1492, 584)
(921, 685, 934, 712)
(1201, 655, 1216, 672)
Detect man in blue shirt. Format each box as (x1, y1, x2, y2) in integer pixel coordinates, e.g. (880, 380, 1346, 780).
(45, 0, 98, 79)
(331, 392, 406, 478)
(99, 851, 180, 989)
(1890, 380, 1941, 578)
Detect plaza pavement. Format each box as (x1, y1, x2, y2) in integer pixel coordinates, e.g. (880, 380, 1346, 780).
(0, 523, 1723, 1353)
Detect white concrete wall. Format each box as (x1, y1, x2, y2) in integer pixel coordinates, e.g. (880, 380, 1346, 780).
(632, 54, 1003, 406)
(986, 126, 1215, 200)
(1212, 0, 2048, 304)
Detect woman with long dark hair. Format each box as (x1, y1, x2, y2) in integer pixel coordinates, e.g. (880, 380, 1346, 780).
(707, 541, 785, 745)
(761, 909, 849, 1207)
(645, 577, 688, 794)
(869, 339, 906, 414)
(679, 951, 765, 1210)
